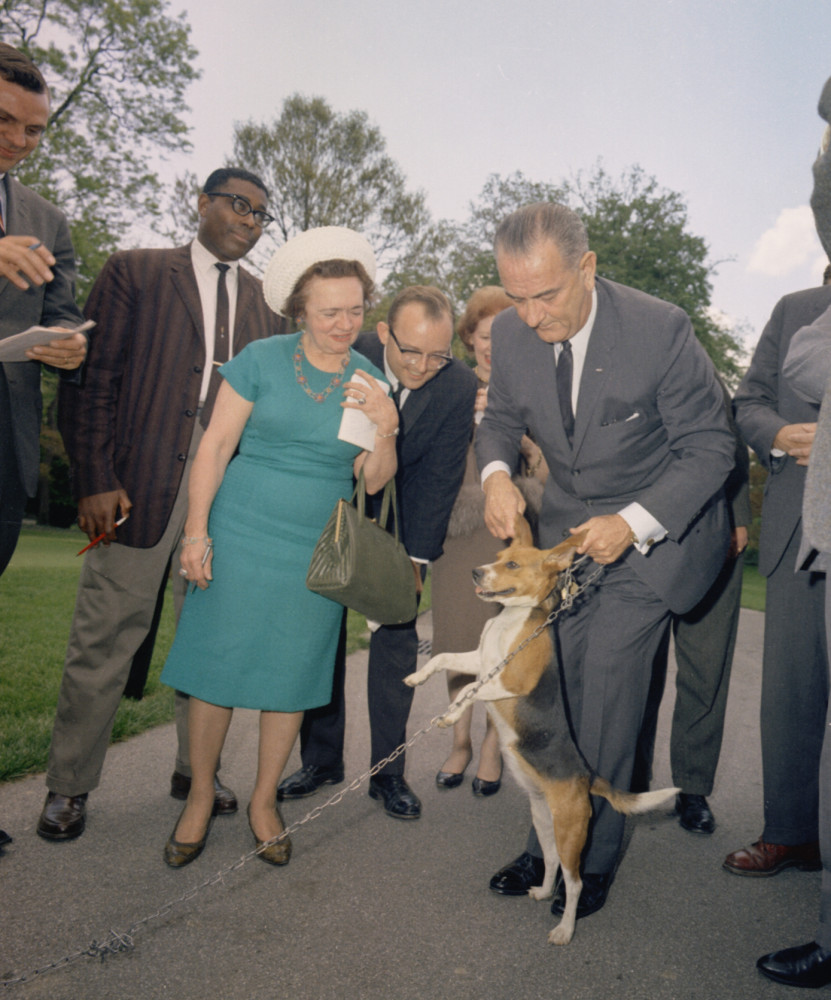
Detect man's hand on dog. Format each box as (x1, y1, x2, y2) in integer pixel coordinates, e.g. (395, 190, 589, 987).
(773, 422, 816, 466)
(483, 470, 526, 539)
(571, 514, 633, 565)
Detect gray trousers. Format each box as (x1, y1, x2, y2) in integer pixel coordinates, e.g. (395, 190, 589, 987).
(818, 568, 831, 949)
(526, 561, 670, 874)
(45, 427, 202, 797)
(761, 531, 827, 845)
(636, 551, 744, 796)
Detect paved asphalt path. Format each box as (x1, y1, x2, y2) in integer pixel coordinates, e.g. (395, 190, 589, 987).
(0, 608, 821, 999)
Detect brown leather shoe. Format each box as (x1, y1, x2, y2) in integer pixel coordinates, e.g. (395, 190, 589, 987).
(169, 772, 238, 815)
(36, 792, 88, 841)
(723, 838, 821, 877)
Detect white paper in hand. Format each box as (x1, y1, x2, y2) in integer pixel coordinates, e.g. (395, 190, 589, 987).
(338, 372, 390, 452)
(0, 320, 94, 362)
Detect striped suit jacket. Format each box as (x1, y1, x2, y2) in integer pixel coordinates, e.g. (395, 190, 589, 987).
(57, 244, 285, 548)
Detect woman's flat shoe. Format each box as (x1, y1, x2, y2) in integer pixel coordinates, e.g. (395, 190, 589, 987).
(247, 804, 292, 866)
(436, 749, 472, 789)
(436, 769, 465, 789)
(472, 775, 502, 797)
(163, 806, 216, 868)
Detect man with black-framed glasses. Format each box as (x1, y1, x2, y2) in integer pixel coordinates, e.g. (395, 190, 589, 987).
(279, 285, 477, 819)
(37, 168, 286, 843)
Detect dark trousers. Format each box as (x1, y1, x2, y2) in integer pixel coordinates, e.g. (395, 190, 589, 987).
(300, 575, 424, 777)
(761, 532, 827, 844)
(0, 375, 27, 577)
(635, 550, 744, 796)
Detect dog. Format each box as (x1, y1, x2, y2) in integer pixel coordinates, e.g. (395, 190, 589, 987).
(404, 516, 678, 945)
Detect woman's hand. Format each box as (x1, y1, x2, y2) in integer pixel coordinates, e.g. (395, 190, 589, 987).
(343, 369, 399, 437)
(179, 535, 214, 590)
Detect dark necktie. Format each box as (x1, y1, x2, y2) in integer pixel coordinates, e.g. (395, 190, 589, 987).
(557, 340, 575, 447)
(201, 263, 231, 427)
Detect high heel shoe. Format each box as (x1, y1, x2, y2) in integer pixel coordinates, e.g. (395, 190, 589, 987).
(163, 804, 217, 868)
(247, 804, 292, 866)
(436, 749, 472, 789)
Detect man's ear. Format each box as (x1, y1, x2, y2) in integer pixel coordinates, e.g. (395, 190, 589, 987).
(376, 321, 390, 345)
(197, 192, 209, 218)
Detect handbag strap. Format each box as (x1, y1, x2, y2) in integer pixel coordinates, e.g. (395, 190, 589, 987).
(352, 469, 401, 543)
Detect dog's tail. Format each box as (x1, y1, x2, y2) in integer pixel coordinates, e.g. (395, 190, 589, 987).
(589, 777, 679, 815)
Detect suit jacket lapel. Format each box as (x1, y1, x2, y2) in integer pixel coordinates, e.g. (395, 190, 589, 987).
(572, 285, 613, 457)
(0, 176, 28, 305)
(169, 246, 204, 342)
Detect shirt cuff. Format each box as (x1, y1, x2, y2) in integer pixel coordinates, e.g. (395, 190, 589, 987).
(619, 503, 667, 554)
(481, 460, 512, 487)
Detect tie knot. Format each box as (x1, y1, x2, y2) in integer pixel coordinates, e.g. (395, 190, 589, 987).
(215, 263, 230, 275)
(560, 340, 572, 356)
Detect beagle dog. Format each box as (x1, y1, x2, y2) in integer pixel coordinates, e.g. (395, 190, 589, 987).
(405, 517, 677, 945)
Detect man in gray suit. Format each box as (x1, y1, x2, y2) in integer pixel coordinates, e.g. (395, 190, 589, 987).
(726, 159, 831, 876)
(477, 202, 733, 918)
(0, 42, 86, 853)
(756, 76, 831, 990)
(0, 43, 86, 576)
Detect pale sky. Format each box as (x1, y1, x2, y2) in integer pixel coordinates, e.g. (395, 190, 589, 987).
(162, 0, 831, 351)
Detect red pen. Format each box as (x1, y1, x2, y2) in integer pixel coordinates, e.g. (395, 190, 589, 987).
(76, 514, 129, 556)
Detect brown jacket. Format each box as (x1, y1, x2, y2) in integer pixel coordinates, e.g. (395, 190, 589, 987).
(58, 244, 285, 548)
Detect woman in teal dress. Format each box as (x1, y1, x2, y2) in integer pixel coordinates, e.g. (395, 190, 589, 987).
(161, 228, 398, 868)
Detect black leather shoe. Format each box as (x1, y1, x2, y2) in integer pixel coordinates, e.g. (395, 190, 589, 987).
(472, 774, 502, 797)
(36, 792, 88, 841)
(368, 775, 421, 819)
(675, 793, 715, 834)
(436, 770, 465, 789)
(0, 829, 12, 850)
(489, 851, 546, 895)
(550, 872, 612, 919)
(277, 763, 345, 801)
(170, 772, 238, 815)
(757, 941, 831, 988)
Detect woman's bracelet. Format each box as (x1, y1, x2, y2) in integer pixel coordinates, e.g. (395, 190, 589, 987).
(181, 535, 212, 546)
(376, 427, 400, 439)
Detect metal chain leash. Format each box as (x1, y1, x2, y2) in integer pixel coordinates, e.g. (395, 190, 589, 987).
(1, 558, 603, 991)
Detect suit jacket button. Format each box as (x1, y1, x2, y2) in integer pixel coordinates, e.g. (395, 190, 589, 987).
(177, 453, 187, 462)
(185, 409, 194, 417)
(193, 365, 203, 373)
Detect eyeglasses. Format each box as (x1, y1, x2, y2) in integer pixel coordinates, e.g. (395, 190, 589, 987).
(388, 326, 453, 371)
(207, 192, 274, 229)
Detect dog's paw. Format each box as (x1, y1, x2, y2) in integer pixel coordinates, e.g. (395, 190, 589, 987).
(528, 886, 553, 901)
(403, 672, 422, 687)
(547, 922, 574, 946)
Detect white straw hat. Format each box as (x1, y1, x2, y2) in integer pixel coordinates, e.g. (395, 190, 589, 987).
(262, 226, 377, 317)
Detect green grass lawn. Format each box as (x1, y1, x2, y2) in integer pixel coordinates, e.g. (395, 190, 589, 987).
(0, 525, 754, 784)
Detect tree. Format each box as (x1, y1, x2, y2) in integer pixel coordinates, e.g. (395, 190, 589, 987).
(568, 164, 744, 386)
(1, 0, 200, 298)
(407, 165, 744, 384)
(230, 94, 430, 274)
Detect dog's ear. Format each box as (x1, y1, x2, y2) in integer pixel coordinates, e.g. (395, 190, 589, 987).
(543, 531, 586, 570)
(511, 513, 534, 547)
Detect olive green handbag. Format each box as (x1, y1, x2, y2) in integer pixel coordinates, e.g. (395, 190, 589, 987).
(306, 470, 417, 625)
